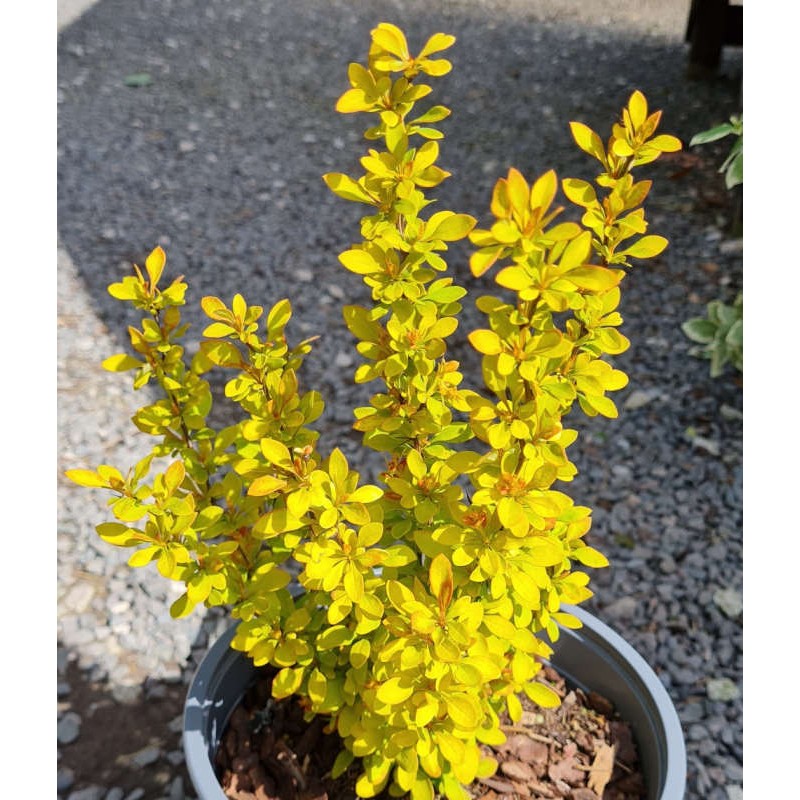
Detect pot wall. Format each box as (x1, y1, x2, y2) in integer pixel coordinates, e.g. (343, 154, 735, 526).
(183, 606, 686, 800)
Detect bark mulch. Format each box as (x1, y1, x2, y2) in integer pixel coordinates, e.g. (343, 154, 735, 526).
(214, 665, 644, 800)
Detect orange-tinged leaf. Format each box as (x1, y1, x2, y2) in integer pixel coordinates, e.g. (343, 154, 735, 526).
(200, 295, 228, 320)
(266, 298, 292, 334)
(469, 246, 503, 277)
(505, 168, 529, 217)
(429, 553, 453, 609)
(570, 121, 606, 163)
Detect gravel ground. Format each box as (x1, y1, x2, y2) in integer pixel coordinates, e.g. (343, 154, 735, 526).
(57, 1, 743, 798)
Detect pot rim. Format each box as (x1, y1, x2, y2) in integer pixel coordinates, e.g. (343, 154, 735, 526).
(184, 604, 686, 799)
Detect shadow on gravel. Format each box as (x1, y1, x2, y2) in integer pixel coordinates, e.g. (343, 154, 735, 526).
(57, 0, 742, 352)
(58, 641, 194, 799)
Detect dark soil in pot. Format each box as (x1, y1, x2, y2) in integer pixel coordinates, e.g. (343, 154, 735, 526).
(213, 664, 644, 800)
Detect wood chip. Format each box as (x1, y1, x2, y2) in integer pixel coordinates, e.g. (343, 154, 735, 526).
(587, 742, 615, 796)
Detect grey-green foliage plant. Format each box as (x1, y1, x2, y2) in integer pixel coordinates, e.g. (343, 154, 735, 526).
(684, 115, 742, 378)
(681, 292, 742, 378)
(690, 115, 742, 189)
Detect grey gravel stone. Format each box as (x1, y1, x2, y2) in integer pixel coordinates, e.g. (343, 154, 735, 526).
(57, 767, 76, 793)
(129, 745, 162, 767)
(168, 776, 185, 800)
(603, 596, 638, 620)
(104, 789, 125, 800)
(57, 712, 82, 745)
(67, 788, 105, 800)
(123, 791, 146, 800)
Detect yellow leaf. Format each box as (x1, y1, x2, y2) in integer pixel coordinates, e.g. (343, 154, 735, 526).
(260, 439, 293, 470)
(65, 469, 106, 488)
(469, 246, 503, 277)
(322, 173, 375, 205)
(612, 138, 635, 157)
(572, 546, 609, 568)
(349, 485, 384, 504)
(628, 90, 648, 130)
(505, 168, 529, 218)
(445, 693, 481, 730)
(128, 545, 159, 568)
(524, 681, 561, 708)
(371, 22, 409, 59)
(570, 121, 606, 163)
(566, 266, 623, 292)
(429, 554, 453, 609)
(410, 775, 434, 800)
(102, 353, 143, 372)
(200, 295, 228, 320)
(376, 677, 414, 705)
(350, 639, 371, 669)
(427, 212, 476, 242)
(530, 169, 557, 213)
(336, 87, 369, 113)
(468, 329, 502, 355)
(620, 235, 668, 259)
(164, 460, 185, 495)
(419, 32, 456, 58)
(506, 692, 522, 723)
(203, 322, 236, 338)
(247, 474, 288, 497)
(272, 666, 305, 699)
(145, 246, 166, 287)
(339, 249, 381, 275)
(562, 177, 597, 207)
(649, 134, 682, 153)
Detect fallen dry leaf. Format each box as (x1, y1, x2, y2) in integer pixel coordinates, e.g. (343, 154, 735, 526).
(587, 742, 615, 796)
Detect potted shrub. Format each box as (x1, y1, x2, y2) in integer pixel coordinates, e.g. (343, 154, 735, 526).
(67, 23, 686, 800)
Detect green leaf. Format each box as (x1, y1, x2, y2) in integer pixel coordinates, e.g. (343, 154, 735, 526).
(725, 151, 743, 188)
(690, 123, 735, 146)
(681, 318, 716, 344)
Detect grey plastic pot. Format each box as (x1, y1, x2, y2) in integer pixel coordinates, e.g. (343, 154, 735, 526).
(183, 605, 686, 800)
